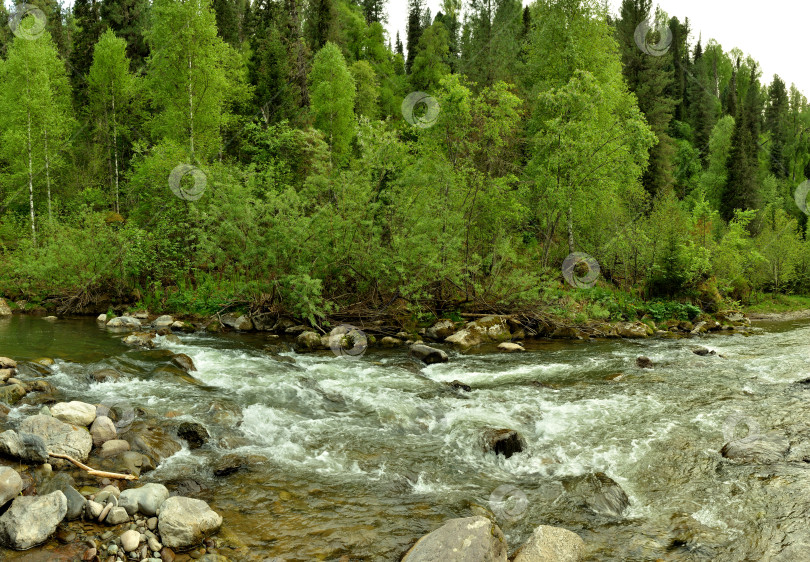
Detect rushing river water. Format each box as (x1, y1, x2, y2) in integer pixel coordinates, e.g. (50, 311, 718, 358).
(2, 315, 810, 560)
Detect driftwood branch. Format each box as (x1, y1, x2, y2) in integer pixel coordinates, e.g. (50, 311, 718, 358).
(48, 453, 138, 481)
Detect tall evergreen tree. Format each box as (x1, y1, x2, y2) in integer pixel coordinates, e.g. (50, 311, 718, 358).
(616, 0, 677, 196)
(689, 40, 718, 165)
(405, 0, 424, 74)
(305, 0, 333, 52)
(410, 21, 451, 92)
(69, 0, 104, 101)
(765, 75, 790, 177)
(100, 0, 151, 72)
(721, 66, 760, 221)
(395, 31, 404, 56)
(667, 16, 690, 123)
(361, 0, 386, 24)
(212, 0, 240, 46)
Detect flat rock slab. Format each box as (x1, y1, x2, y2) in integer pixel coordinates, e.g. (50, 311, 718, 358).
(402, 516, 508, 562)
(409, 344, 449, 365)
(20, 415, 93, 462)
(721, 432, 790, 463)
(0, 491, 67, 550)
(0, 429, 49, 463)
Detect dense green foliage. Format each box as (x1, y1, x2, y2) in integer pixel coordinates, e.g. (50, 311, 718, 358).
(2, 0, 810, 320)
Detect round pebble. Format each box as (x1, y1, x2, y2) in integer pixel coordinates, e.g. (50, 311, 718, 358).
(120, 529, 140, 552)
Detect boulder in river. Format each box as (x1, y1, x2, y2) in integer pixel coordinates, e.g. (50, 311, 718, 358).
(0, 383, 26, 405)
(90, 415, 117, 447)
(409, 344, 449, 365)
(692, 346, 716, 356)
(636, 356, 654, 369)
(20, 414, 93, 462)
(0, 467, 23, 508)
(0, 430, 49, 463)
(177, 421, 209, 449)
(171, 353, 197, 372)
(615, 322, 652, 338)
(497, 342, 525, 352)
(296, 331, 326, 351)
(106, 316, 141, 329)
(220, 313, 253, 331)
(0, 491, 67, 550)
(448, 380, 472, 392)
(482, 428, 526, 458)
(0, 357, 16, 369)
(96, 313, 107, 323)
(562, 472, 630, 518)
(90, 368, 122, 383)
(425, 319, 457, 341)
(119, 483, 169, 516)
(720, 432, 789, 463)
(512, 524, 585, 562)
(51, 400, 97, 426)
(39, 473, 85, 521)
(401, 516, 507, 562)
(0, 299, 11, 316)
(446, 316, 512, 349)
(158, 496, 223, 549)
(122, 332, 156, 348)
(153, 315, 174, 328)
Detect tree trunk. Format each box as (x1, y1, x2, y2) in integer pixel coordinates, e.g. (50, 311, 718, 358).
(26, 107, 36, 244)
(44, 126, 51, 222)
(567, 205, 575, 254)
(111, 85, 120, 214)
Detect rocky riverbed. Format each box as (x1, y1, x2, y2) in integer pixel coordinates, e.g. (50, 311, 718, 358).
(1, 304, 800, 560)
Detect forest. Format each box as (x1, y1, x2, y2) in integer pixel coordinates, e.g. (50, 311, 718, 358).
(1, 0, 809, 325)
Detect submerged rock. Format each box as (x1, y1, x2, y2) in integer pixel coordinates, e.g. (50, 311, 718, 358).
(20, 414, 93, 462)
(692, 346, 716, 356)
(90, 368, 122, 383)
(401, 516, 507, 562)
(512, 524, 586, 562)
(562, 472, 630, 518)
(720, 432, 789, 463)
(636, 356, 654, 369)
(0, 491, 67, 550)
(158, 496, 223, 549)
(448, 380, 472, 392)
(409, 344, 449, 365)
(177, 421, 209, 449)
(482, 428, 525, 458)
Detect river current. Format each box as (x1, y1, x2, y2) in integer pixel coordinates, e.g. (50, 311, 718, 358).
(2, 315, 810, 560)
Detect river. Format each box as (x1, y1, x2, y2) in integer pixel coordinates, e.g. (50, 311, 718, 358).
(1, 314, 810, 560)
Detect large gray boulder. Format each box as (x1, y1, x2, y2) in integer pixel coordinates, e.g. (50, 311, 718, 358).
(409, 344, 449, 365)
(296, 331, 326, 351)
(90, 415, 117, 447)
(0, 467, 22, 508)
(119, 483, 169, 516)
(512, 525, 586, 562)
(0, 491, 67, 550)
(0, 429, 49, 463)
(51, 401, 97, 426)
(562, 472, 630, 518)
(0, 299, 11, 317)
(402, 516, 507, 562)
(425, 319, 457, 341)
(220, 313, 253, 331)
(20, 415, 93, 462)
(158, 496, 223, 549)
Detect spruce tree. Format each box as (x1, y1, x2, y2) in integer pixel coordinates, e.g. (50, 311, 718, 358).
(100, 0, 150, 72)
(395, 31, 404, 56)
(765, 75, 789, 177)
(689, 40, 718, 165)
(308, 42, 356, 163)
(69, 0, 103, 101)
(721, 66, 760, 221)
(406, 0, 424, 74)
